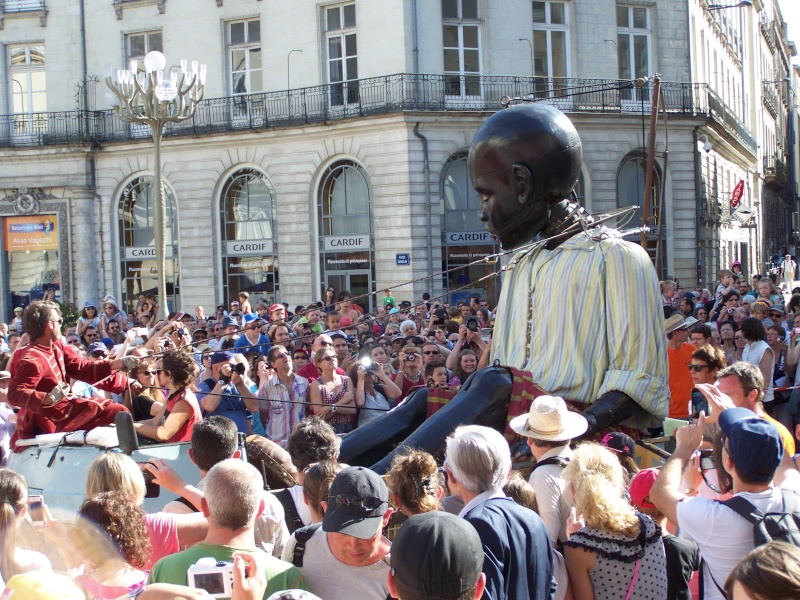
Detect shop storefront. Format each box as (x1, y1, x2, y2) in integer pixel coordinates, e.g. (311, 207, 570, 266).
(440, 152, 500, 305)
(318, 160, 375, 311)
(118, 176, 180, 314)
(220, 169, 279, 305)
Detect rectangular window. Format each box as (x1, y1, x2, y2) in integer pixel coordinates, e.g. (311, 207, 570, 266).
(617, 6, 651, 101)
(442, 0, 481, 98)
(531, 1, 570, 97)
(8, 45, 46, 137)
(125, 30, 163, 64)
(326, 3, 358, 107)
(227, 18, 262, 97)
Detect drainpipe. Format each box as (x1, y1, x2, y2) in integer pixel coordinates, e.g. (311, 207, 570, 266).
(693, 126, 704, 286)
(412, 0, 419, 74)
(80, 0, 89, 128)
(413, 122, 434, 286)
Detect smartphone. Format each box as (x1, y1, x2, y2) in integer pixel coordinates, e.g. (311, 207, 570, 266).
(28, 494, 44, 525)
(794, 327, 800, 336)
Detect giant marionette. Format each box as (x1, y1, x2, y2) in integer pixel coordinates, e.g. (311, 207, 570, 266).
(341, 102, 669, 471)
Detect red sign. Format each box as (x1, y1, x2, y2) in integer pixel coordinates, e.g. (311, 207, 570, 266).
(731, 179, 745, 208)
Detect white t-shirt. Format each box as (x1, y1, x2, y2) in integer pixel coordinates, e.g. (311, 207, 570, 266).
(528, 445, 573, 545)
(287, 527, 391, 600)
(677, 487, 784, 600)
(288, 484, 313, 527)
(742, 340, 774, 403)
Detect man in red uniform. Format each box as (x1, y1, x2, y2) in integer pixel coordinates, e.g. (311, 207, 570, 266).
(7, 301, 134, 448)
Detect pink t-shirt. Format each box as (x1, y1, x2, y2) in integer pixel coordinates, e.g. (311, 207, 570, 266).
(144, 512, 179, 570)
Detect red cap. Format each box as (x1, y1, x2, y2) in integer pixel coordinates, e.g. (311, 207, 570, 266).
(269, 304, 283, 313)
(629, 468, 659, 509)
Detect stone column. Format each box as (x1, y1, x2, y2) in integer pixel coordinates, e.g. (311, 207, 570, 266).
(69, 187, 100, 306)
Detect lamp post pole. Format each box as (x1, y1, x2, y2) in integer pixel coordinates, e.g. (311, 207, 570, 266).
(518, 38, 533, 78)
(105, 52, 206, 319)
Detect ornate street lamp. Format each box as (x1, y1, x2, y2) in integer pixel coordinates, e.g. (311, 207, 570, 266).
(105, 51, 206, 319)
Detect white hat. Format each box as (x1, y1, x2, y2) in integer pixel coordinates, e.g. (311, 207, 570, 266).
(509, 395, 588, 441)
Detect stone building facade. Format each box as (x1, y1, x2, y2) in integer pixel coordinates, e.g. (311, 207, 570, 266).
(0, 0, 795, 318)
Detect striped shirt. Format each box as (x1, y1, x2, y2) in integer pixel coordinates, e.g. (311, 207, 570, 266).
(258, 373, 309, 447)
(491, 229, 669, 428)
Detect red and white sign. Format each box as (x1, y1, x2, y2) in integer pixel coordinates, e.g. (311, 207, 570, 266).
(731, 179, 745, 208)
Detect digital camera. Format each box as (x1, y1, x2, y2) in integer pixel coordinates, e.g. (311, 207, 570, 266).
(465, 315, 480, 332)
(360, 356, 378, 374)
(232, 362, 247, 375)
(699, 449, 715, 471)
(188, 558, 234, 598)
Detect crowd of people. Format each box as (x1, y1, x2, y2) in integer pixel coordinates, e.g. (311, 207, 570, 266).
(2, 268, 800, 599)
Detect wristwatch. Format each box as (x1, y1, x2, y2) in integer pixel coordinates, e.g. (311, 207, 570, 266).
(331, 404, 338, 413)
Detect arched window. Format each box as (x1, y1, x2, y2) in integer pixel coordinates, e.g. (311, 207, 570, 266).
(318, 160, 375, 310)
(220, 169, 279, 305)
(118, 176, 179, 314)
(616, 152, 665, 275)
(439, 152, 499, 305)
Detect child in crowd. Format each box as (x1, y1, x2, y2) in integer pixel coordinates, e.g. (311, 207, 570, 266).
(716, 269, 735, 304)
(425, 361, 449, 387)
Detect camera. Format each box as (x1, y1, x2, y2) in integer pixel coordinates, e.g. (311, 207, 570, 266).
(434, 308, 448, 322)
(360, 356, 378, 374)
(232, 363, 246, 375)
(177, 327, 186, 337)
(726, 308, 734, 315)
(410, 336, 424, 347)
(188, 558, 234, 597)
(28, 494, 44, 525)
(699, 449, 715, 471)
(465, 316, 480, 332)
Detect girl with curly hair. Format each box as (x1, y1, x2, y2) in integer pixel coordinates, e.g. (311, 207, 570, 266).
(384, 450, 442, 516)
(563, 443, 667, 600)
(71, 491, 150, 599)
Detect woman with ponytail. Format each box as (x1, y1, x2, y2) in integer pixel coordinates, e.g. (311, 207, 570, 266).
(0, 469, 51, 582)
(562, 444, 666, 600)
(384, 450, 443, 517)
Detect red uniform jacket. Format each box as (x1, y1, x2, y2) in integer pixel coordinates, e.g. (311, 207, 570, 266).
(8, 341, 129, 448)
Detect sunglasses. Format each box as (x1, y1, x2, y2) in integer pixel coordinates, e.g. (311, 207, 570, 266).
(141, 370, 158, 376)
(734, 336, 744, 341)
(293, 355, 307, 360)
(51, 318, 64, 325)
(85, 333, 98, 338)
(688, 364, 709, 372)
(423, 350, 439, 355)
(92, 352, 107, 358)
(273, 352, 291, 360)
(320, 355, 336, 362)
(328, 494, 387, 512)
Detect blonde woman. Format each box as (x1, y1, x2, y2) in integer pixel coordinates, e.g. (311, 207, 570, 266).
(563, 443, 666, 600)
(384, 450, 442, 517)
(0, 469, 51, 582)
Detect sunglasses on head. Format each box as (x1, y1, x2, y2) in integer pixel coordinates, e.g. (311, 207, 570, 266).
(328, 494, 386, 512)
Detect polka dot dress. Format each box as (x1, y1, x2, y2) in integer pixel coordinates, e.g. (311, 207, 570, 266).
(565, 512, 667, 600)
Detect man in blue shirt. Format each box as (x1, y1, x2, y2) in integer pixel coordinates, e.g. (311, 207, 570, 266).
(233, 313, 271, 356)
(197, 351, 260, 434)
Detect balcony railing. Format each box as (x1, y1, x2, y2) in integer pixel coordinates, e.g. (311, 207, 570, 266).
(0, 73, 750, 151)
(0, 0, 45, 11)
(764, 156, 788, 187)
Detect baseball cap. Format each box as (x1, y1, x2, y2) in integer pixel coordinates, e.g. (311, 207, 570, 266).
(0, 371, 11, 380)
(83, 301, 96, 309)
(221, 316, 240, 329)
(13, 307, 22, 313)
(323, 467, 390, 539)
(391, 511, 484, 597)
(211, 351, 233, 366)
(100, 337, 115, 349)
(600, 431, 636, 458)
(388, 308, 400, 315)
(269, 303, 284, 314)
(719, 407, 783, 482)
(230, 300, 240, 307)
(266, 591, 322, 600)
(629, 468, 659, 509)
(242, 313, 264, 327)
(86, 342, 108, 356)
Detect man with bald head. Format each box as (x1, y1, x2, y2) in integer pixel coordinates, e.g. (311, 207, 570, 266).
(296, 334, 346, 382)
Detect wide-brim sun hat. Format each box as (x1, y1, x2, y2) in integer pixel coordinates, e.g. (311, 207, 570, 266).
(509, 395, 588, 441)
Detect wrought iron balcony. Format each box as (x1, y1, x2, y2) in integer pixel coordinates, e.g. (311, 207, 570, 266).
(0, 73, 748, 151)
(0, 0, 45, 11)
(764, 156, 788, 190)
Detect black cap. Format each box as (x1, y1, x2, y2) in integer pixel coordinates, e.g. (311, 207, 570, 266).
(322, 467, 389, 540)
(391, 511, 484, 597)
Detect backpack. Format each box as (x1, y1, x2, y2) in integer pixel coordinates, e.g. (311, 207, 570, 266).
(273, 488, 303, 535)
(722, 489, 800, 547)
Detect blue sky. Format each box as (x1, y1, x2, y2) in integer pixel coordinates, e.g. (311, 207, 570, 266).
(778, 0, 800, 66)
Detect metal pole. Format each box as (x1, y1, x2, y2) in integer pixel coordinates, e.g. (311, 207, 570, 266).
(641, 74, 662, 253)
(518, 38, 533, 77)
(152, 119, 168, 320)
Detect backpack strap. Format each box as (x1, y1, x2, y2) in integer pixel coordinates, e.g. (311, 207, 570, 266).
(274, 488, 303, 535)
(721, 495, 765, 525)
(291, 523, 322, 568)
(530, 456, 570, 473)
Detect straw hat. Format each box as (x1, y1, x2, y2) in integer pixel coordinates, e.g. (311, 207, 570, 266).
(509, 395, 588, 441)
(665, 313, 697, 334)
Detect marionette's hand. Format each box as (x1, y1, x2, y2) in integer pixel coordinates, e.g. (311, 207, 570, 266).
(44, 382, 70, 406)
(120, 356, 142, 371)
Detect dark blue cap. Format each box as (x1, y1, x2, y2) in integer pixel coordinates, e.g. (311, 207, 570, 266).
(719, 407, 783, 482)
(210, 351, 233, 366)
